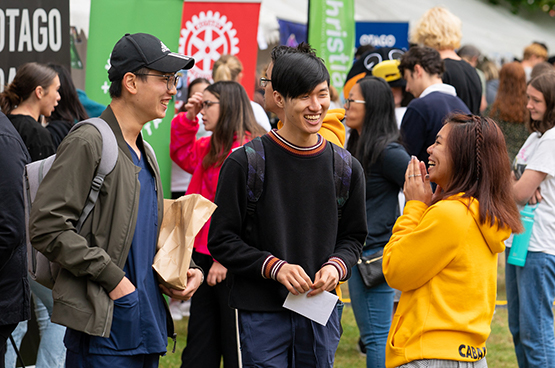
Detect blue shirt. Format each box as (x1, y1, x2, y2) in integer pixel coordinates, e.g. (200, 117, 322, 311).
(65, 143, 167, 355)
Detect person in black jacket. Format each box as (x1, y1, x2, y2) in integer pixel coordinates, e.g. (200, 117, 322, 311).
(0, 112, 31, 368)
(208, 51, 367, 368)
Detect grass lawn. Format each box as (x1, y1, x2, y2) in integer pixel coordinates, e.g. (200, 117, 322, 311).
(161, 255, 519, 367)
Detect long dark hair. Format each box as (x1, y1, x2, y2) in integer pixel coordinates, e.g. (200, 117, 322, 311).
(441, 114, 522, 232)
(528, 71, 555, 134)
(346, 76, 400, 174)
(202, 81, 266, 168)
(0, 62, 57, 115)
(47, 64, 88, 123)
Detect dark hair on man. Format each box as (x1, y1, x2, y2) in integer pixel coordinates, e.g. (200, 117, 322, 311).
(109, 67, 149, 98)
(440, 114, 522, 233)
(271, 52, 330, 100)
(270, 42, 317, 63)
(528, 71, 555, 134)
(47, 64, 88, 123)
(398, 46, 445, 78)
(0, 62, 57, 114)
(346, 77, 400, 174)
(202, 81, 266, 168)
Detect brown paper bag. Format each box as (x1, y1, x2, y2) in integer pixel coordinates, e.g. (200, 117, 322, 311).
(152, 194, 217, 290)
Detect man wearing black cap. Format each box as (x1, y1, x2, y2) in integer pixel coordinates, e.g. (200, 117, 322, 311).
(30, 33, 201, 367)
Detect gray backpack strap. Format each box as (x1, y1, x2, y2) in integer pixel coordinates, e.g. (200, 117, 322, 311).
(71, 118, 118, 231)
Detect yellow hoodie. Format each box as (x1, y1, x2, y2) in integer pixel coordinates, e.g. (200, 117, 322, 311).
(383, 195, 509, 367)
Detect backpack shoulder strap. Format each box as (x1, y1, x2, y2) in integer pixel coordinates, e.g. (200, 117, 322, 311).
(70, 118, 118, 231)
(244, 137, 265, 216)
(331, 142, 352, 219)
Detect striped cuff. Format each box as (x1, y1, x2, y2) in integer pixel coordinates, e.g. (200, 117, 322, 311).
(262, 255, 287, 280)
(323, 257, 347, 281)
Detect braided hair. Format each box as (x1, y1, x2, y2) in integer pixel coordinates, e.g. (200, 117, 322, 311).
(437, 114, 522, 232)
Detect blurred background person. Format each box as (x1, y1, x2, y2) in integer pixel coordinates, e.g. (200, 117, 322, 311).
(458, 44, 488, 113)
(371, 59, 414, 127)
(509, 71, 555, 367)
(479, 59, 500, 107)
(45, 63, 89, 146)
(521, 42, 548, 81)
(170, 81, 265, 368)
(0, 111, 31, 368)
(530, 61, 555, 81)
(411, 6, 482, 115)
(1, 62, 83, 368)
(486, 62, 530, 162)
(169, 77, 211, 322)
(345, 76, 409, 368)
(384, 114, 521, 367)
(0, 62, 59, 161)
(212, 54, 271, 132)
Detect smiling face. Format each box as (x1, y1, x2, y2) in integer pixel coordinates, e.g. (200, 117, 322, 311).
(135, 70, 177, 121)
(344, 83, 365, 134)
(426, 124, 453, 188)
(38, 75, 61, 117)
(200, 90, 220, 132)
(276, 81, 330, 145)
(527, 84, 547, 122)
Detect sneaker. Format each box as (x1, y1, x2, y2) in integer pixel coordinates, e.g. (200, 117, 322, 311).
(357, 337, 367, 356)
(169, 302, 183, 321)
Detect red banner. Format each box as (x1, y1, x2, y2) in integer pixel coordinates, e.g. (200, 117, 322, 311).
(179, 1, 261, 99)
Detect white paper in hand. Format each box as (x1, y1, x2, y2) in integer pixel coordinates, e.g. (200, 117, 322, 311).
(283, 290, 339, 326)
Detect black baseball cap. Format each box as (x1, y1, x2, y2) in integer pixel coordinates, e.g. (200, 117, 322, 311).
(108, 33, 195, 81)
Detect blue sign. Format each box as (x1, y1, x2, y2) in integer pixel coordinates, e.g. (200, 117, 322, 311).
(355, 21, 409, 50)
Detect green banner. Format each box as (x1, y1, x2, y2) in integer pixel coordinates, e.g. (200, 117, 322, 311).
(307, 0, 355, 98)
(86, 0, 184, 198)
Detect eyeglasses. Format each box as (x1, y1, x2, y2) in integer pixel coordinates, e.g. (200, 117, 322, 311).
(345, 99, 366, 109)
(260, 77, 271, 88)
(202, 100, 220, 109)
(134, 73, 180, 91)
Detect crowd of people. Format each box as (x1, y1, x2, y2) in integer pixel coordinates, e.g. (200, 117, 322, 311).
(2, 4, 555, 368)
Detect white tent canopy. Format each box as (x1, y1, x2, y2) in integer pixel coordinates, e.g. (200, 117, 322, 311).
(259, 0, 555, 62)
(70, 0, 555, 61)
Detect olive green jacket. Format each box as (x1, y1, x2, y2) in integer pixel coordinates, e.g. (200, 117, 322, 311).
(30, 106, 180, 337)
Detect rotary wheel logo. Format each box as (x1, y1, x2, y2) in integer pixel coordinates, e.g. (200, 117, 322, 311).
(179, 11, 240, 82)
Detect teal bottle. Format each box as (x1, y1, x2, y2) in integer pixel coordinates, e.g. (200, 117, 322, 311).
(507, 204, 536, 267)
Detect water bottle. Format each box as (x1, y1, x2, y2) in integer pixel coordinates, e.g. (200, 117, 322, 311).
(507, 204, 537, 267)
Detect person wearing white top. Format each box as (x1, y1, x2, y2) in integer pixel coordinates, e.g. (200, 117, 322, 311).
(508, 71, 555, 367)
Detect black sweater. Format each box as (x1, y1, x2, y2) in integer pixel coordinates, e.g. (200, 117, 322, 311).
(208, 132, 367, 312)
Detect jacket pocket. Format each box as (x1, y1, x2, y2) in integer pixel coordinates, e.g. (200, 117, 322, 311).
(89, 289, 142, 352)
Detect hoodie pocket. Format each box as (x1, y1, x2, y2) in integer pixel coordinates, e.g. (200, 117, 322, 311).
(89, 289, 142, 352)
(388, 314, 407, 356)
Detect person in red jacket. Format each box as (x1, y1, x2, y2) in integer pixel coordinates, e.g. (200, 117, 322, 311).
(170, 80, 265, 368)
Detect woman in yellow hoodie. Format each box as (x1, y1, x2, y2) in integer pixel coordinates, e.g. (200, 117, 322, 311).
(383, 114, 522, 367)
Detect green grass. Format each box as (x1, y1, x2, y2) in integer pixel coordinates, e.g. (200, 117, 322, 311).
(160, 255, 519, 367)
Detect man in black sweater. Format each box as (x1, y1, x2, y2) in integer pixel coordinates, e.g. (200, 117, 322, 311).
(208, 52, 366, 367)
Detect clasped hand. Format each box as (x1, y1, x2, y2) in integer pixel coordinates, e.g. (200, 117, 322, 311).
(276, 263, 339, 297)
(403, 156, 441, 206)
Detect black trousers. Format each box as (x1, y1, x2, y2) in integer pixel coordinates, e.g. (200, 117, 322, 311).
(180, 251, 239, 368)
(0, 324, 18, 368)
